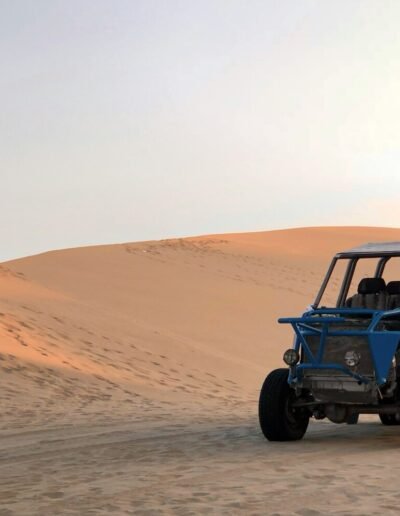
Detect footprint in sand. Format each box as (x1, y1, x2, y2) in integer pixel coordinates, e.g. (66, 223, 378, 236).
(44, 491, 64, 499)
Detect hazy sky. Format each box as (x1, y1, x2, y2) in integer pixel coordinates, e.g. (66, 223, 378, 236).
(2, 1, 400, 261)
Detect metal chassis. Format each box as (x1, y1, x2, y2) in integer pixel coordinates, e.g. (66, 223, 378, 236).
(279, 308, 400, 386)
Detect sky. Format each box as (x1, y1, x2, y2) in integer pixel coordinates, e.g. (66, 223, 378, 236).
(2, 0, 400, 261)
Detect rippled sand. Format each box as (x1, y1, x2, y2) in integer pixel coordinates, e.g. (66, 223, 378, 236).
(2, 227, 400, 514)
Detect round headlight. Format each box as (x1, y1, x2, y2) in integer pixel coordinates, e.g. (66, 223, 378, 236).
(283, 349, 300, 366)
(344, 350, 361, 368)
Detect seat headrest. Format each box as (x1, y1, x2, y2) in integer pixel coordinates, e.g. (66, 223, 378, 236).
(387, 281, 400, 295)
(358, 277, 386, 294)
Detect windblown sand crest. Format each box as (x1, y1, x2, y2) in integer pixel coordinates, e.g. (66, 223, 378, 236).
(2, 227, 400, 515)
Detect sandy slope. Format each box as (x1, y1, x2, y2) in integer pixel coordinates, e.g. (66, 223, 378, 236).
(2, 226, 400, 515)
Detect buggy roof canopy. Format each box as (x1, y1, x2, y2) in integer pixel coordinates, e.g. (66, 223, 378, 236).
(336, 242, 400, 259)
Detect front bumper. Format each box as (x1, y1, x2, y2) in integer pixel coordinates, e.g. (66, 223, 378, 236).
(300, 373, 376, 404)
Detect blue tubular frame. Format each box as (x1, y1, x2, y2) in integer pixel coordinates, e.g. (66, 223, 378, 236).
(279, 308, 400, 386)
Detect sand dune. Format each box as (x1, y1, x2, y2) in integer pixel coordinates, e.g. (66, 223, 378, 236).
(2, 226, 400, 515)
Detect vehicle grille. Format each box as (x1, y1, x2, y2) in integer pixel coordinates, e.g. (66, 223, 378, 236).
(302, 325, 374, 377)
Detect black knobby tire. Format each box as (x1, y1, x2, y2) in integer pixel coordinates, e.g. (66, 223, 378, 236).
(346, 413, 359, 425)
(379, 413, 400, 425)
(258, 368, 309, 441)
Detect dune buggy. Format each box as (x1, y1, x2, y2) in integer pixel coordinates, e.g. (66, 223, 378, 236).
(259, 242, 400, 441)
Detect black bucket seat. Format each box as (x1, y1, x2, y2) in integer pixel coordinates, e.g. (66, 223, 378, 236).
(347, 278, 387, 310)
(386, 281, 400, 310)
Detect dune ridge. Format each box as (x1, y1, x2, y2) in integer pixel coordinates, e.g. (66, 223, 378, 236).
(2, 226, 400, 514)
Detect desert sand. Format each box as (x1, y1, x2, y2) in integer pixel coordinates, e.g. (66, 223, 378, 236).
(2, 227, 400, 515)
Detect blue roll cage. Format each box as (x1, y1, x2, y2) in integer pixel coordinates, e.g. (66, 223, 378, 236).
(280, 246, 400, 388)
(279, 308, 400, 386)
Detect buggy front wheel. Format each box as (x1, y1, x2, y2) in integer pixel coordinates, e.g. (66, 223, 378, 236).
(258, 368, 309, 441)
